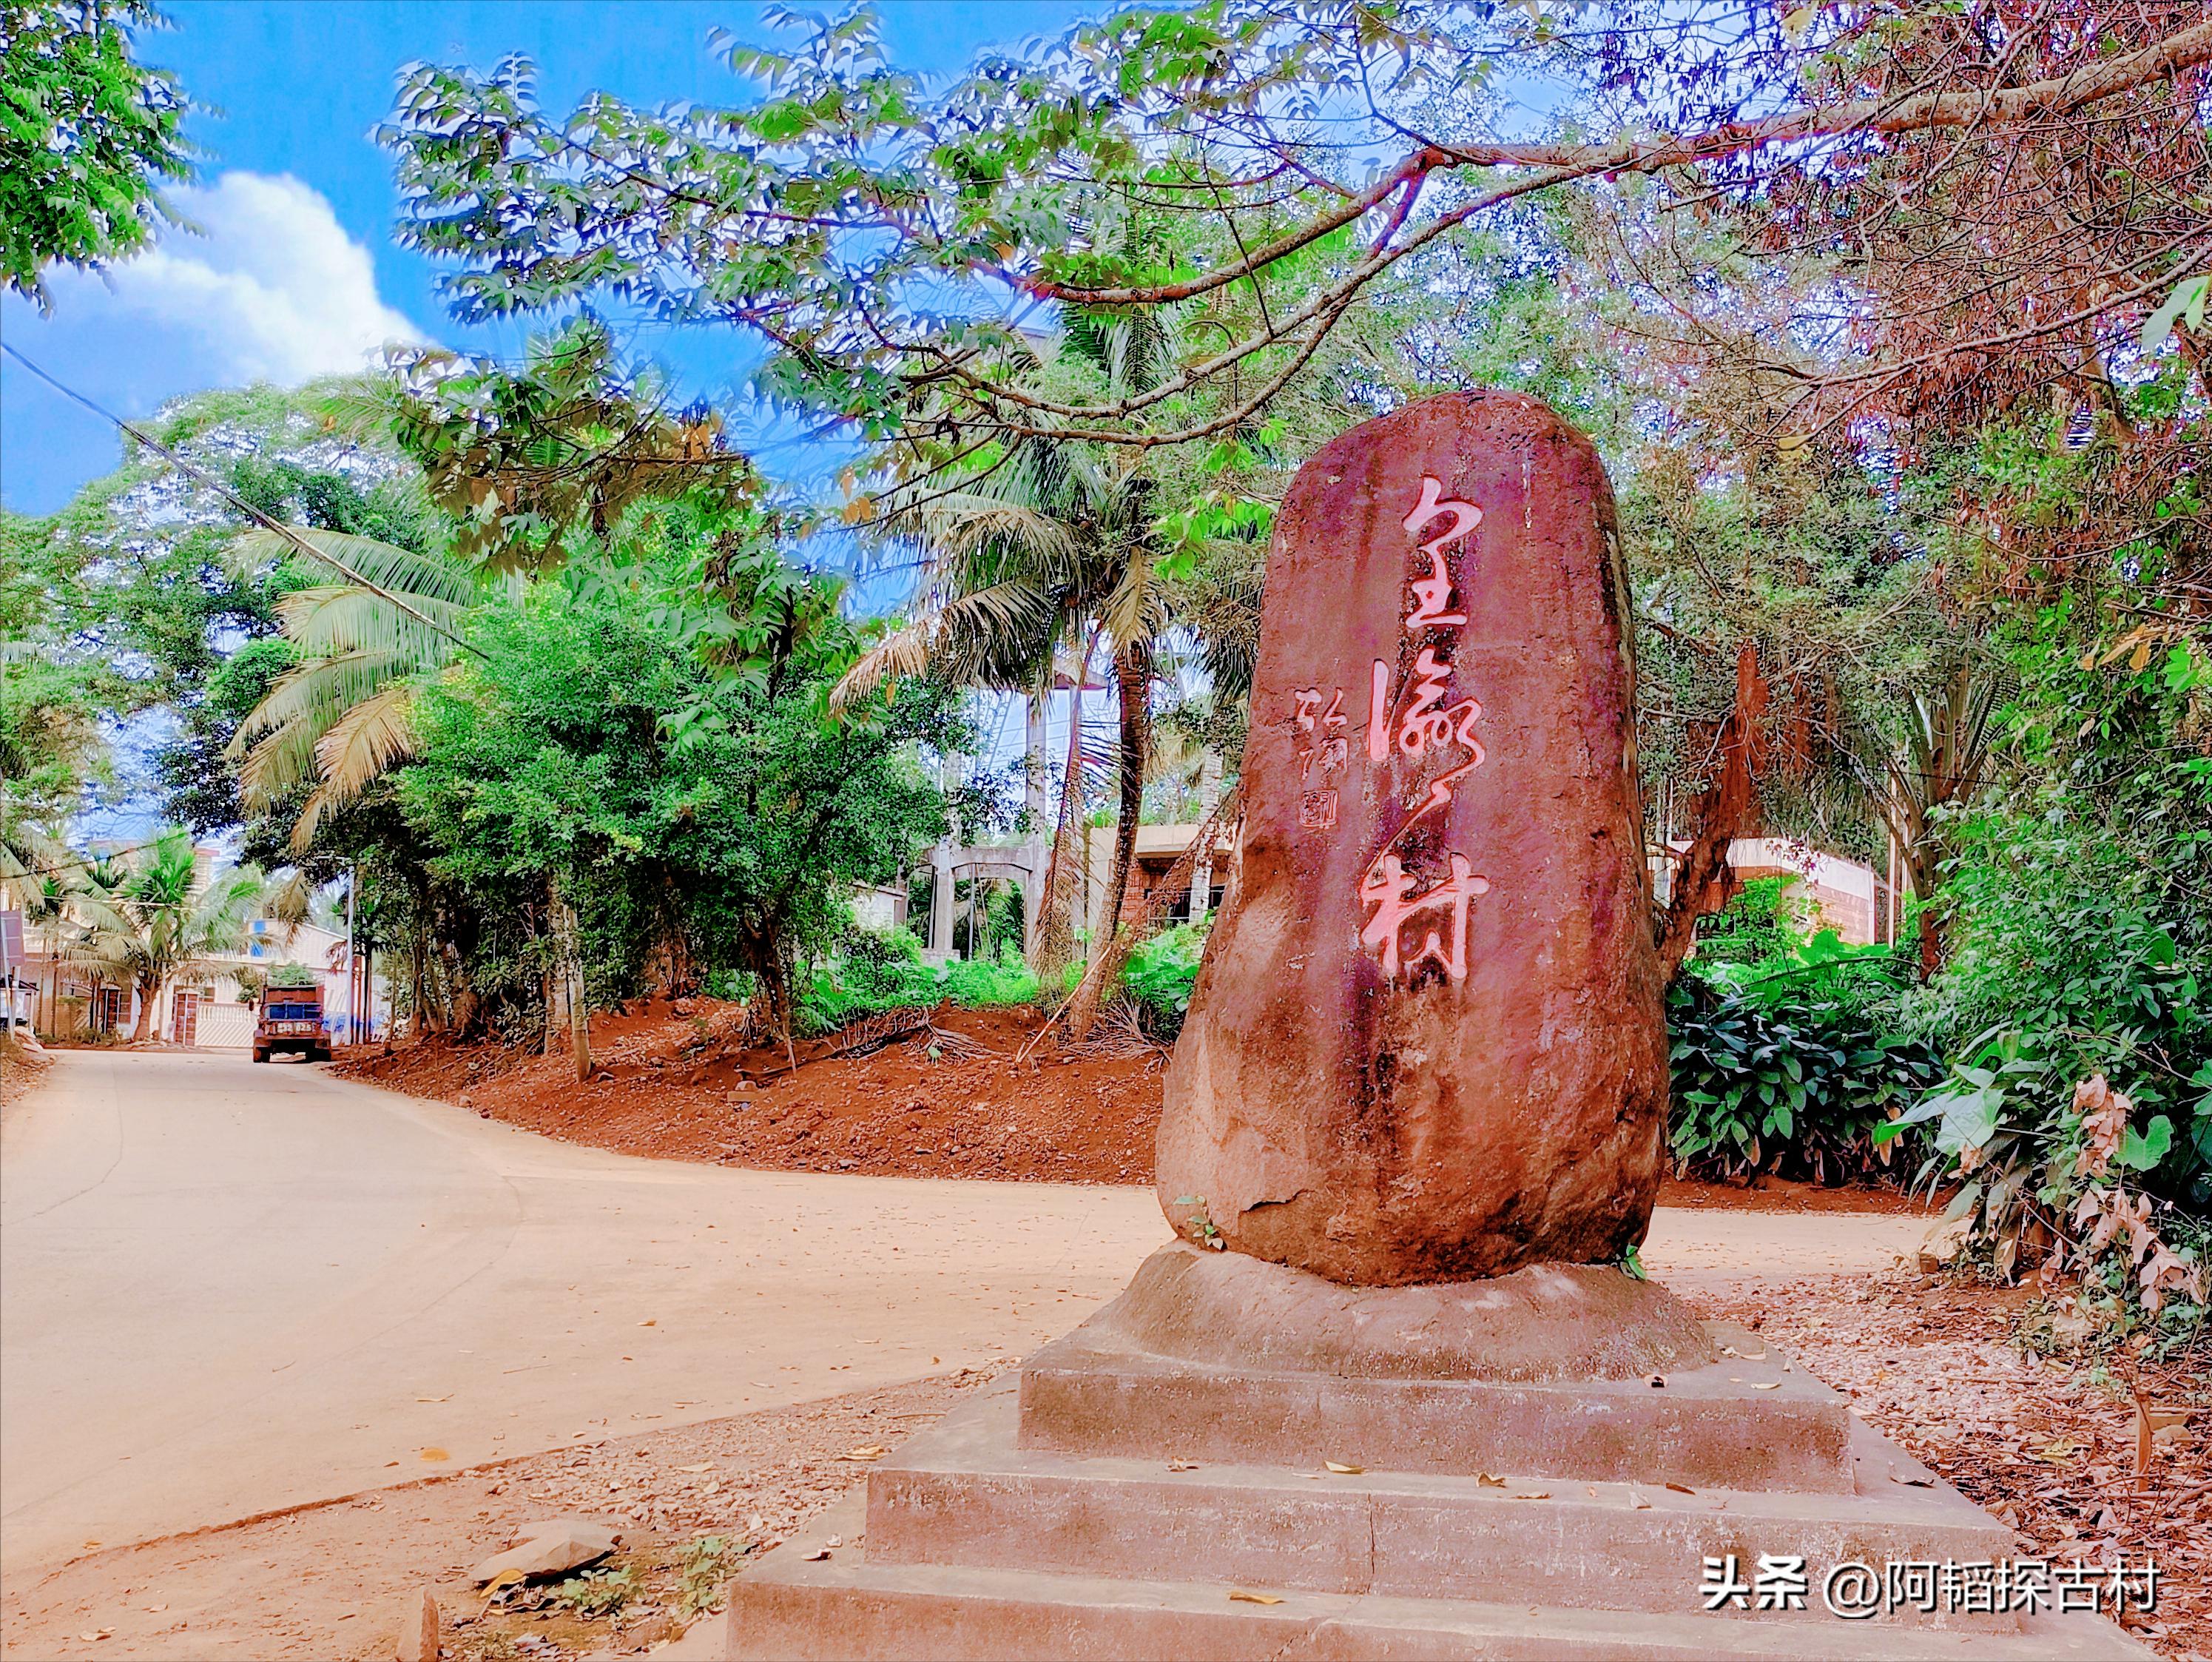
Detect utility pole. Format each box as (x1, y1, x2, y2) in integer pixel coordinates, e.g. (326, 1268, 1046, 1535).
(344, 863, 359, 1045)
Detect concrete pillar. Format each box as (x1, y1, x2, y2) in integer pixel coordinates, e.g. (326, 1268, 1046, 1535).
(1025, 693, 1048, 832)
(1023, 693, 1049, 958)
(928, 843, 955, 959)
(1189, 752, 1221, 921)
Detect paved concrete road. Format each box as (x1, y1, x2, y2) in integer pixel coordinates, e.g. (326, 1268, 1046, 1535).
(1, 1049, 1926, 1578)
(0, 1049, 1170, 1575)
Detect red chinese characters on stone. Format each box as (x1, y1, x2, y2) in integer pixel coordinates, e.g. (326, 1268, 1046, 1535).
(1358, 852, 1491, 980)
(1323, 473, 1494, 984)
(1400, 475, 1479, 630)
(1156, 389, 1668, 1285)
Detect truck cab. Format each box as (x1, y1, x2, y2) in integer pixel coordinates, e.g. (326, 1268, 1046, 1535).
(253, 984, 329, 1063)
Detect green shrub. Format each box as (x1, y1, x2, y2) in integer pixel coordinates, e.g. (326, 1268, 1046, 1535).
(798, 929, 1040, 1032)
(1667, 971, 1946, 1185)
(1124, 925, 1205, 1040)
(552, 1564, 635, 1618)
(1690, 877, 1814, 976)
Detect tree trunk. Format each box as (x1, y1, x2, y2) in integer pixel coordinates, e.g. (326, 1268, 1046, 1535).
(415, 933, 444, 1034)
(549, 879, 590, 1080)
(1032, 628, 1099, 980)
(1653, 643, 1765, 980)
(130, 977, 157, 1042)
(1061, 781, 1241, 1042)
(1915, 906, 1943, 979)
(1068, 639, 1153, 1040)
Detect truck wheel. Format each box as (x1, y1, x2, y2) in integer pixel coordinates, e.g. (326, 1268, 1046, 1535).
(252, 1048, 269, 1063)
(309, 1047, 331, 1063)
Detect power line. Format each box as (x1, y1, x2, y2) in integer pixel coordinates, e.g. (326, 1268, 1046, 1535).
(1, 343, 487, 660)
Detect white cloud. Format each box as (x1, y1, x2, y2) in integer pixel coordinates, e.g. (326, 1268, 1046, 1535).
(54, 172, 425, 383)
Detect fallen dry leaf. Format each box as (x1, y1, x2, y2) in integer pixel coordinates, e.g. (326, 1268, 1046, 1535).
(1229, 1590, 1284, 1605)
(838, 1445, 890, 1462)
(1628, 1490, 1653, 1510)
(1664, 1481, 1696, 1495)
(1889, 1472, 1935, 1488)
(1476, 1473, 1505, 1488)
(1324, 1461, 1363, 1475)
(414, 1394, 452, 1403)
(1167, 1460, 1200, 1473)
(803, 1548, 831, 1561)
(1508, 1491, 1553, 1501)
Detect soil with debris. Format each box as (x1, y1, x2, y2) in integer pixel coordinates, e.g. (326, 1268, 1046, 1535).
(1, 1032, 51, 1112)
(336, 999, 1167, 1185)
(1711, 1273, 2211, 1661)
(0, 1369, 1005, 1662)
(335, 997, 1922, 1214)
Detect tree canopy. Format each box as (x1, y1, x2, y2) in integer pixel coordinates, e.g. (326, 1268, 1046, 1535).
(0, 0, 191, 306)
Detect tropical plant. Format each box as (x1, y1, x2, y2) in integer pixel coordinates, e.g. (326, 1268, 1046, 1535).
(21, 866, 73, 1034)
(396, 543, 955, 1043)
(837, 312, 1181, 997)
(228, 528, 482, 849)
(1871, 670, 2000, 974)
(64, 829, 263, 1040)
(1667, 972, 1947, 1187)
(1123, 923, 1205, 1042)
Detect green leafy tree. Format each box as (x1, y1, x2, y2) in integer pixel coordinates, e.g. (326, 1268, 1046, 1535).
(0, 0, 192, 306)
(398, 544, 954, 1040)
(376, 3, 2212, 462)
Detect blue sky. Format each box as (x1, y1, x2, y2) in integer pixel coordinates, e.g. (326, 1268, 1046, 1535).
(0, 0, 1112, 517)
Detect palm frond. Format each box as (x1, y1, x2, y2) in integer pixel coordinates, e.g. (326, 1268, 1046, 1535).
(291, 684, 420, 851)
(237, 528, 482, 608)
(832, 622, 936, 711)
(276, 585, 468, 662)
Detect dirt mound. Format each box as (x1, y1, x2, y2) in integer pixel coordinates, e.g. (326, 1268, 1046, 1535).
(336, 997, 1926, 1213)
(336, 999, 1167, 1185)
(1, 1031, 50, 1108)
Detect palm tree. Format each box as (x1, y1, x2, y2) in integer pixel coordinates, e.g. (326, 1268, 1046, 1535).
(23, 869, 73, 1036)
(1871, 669, 2000, 975)
(837, 435, 1170, 990)
(65, 830, 266, 1042)
(229, 529, 480, 849)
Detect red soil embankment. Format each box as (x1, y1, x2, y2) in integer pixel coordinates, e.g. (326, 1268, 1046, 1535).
(337, 999, 1166, 1185)
(336, 996, 1923, 1214)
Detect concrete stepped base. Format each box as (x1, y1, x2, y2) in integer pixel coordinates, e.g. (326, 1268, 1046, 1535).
(867, 1384, 2014, 1626)
(714, 1496, 2148, 1661)
(712, 1251, 2154, 1661)
(1022, 1311, 1858, 1493)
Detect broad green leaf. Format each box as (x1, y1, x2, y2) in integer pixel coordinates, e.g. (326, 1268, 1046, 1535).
(2119, 1115, 2174, 1171)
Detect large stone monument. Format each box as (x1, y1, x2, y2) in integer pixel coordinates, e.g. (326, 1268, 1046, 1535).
(714, 393, 2148, 1661)
(1156, 388, 1663, 1285)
